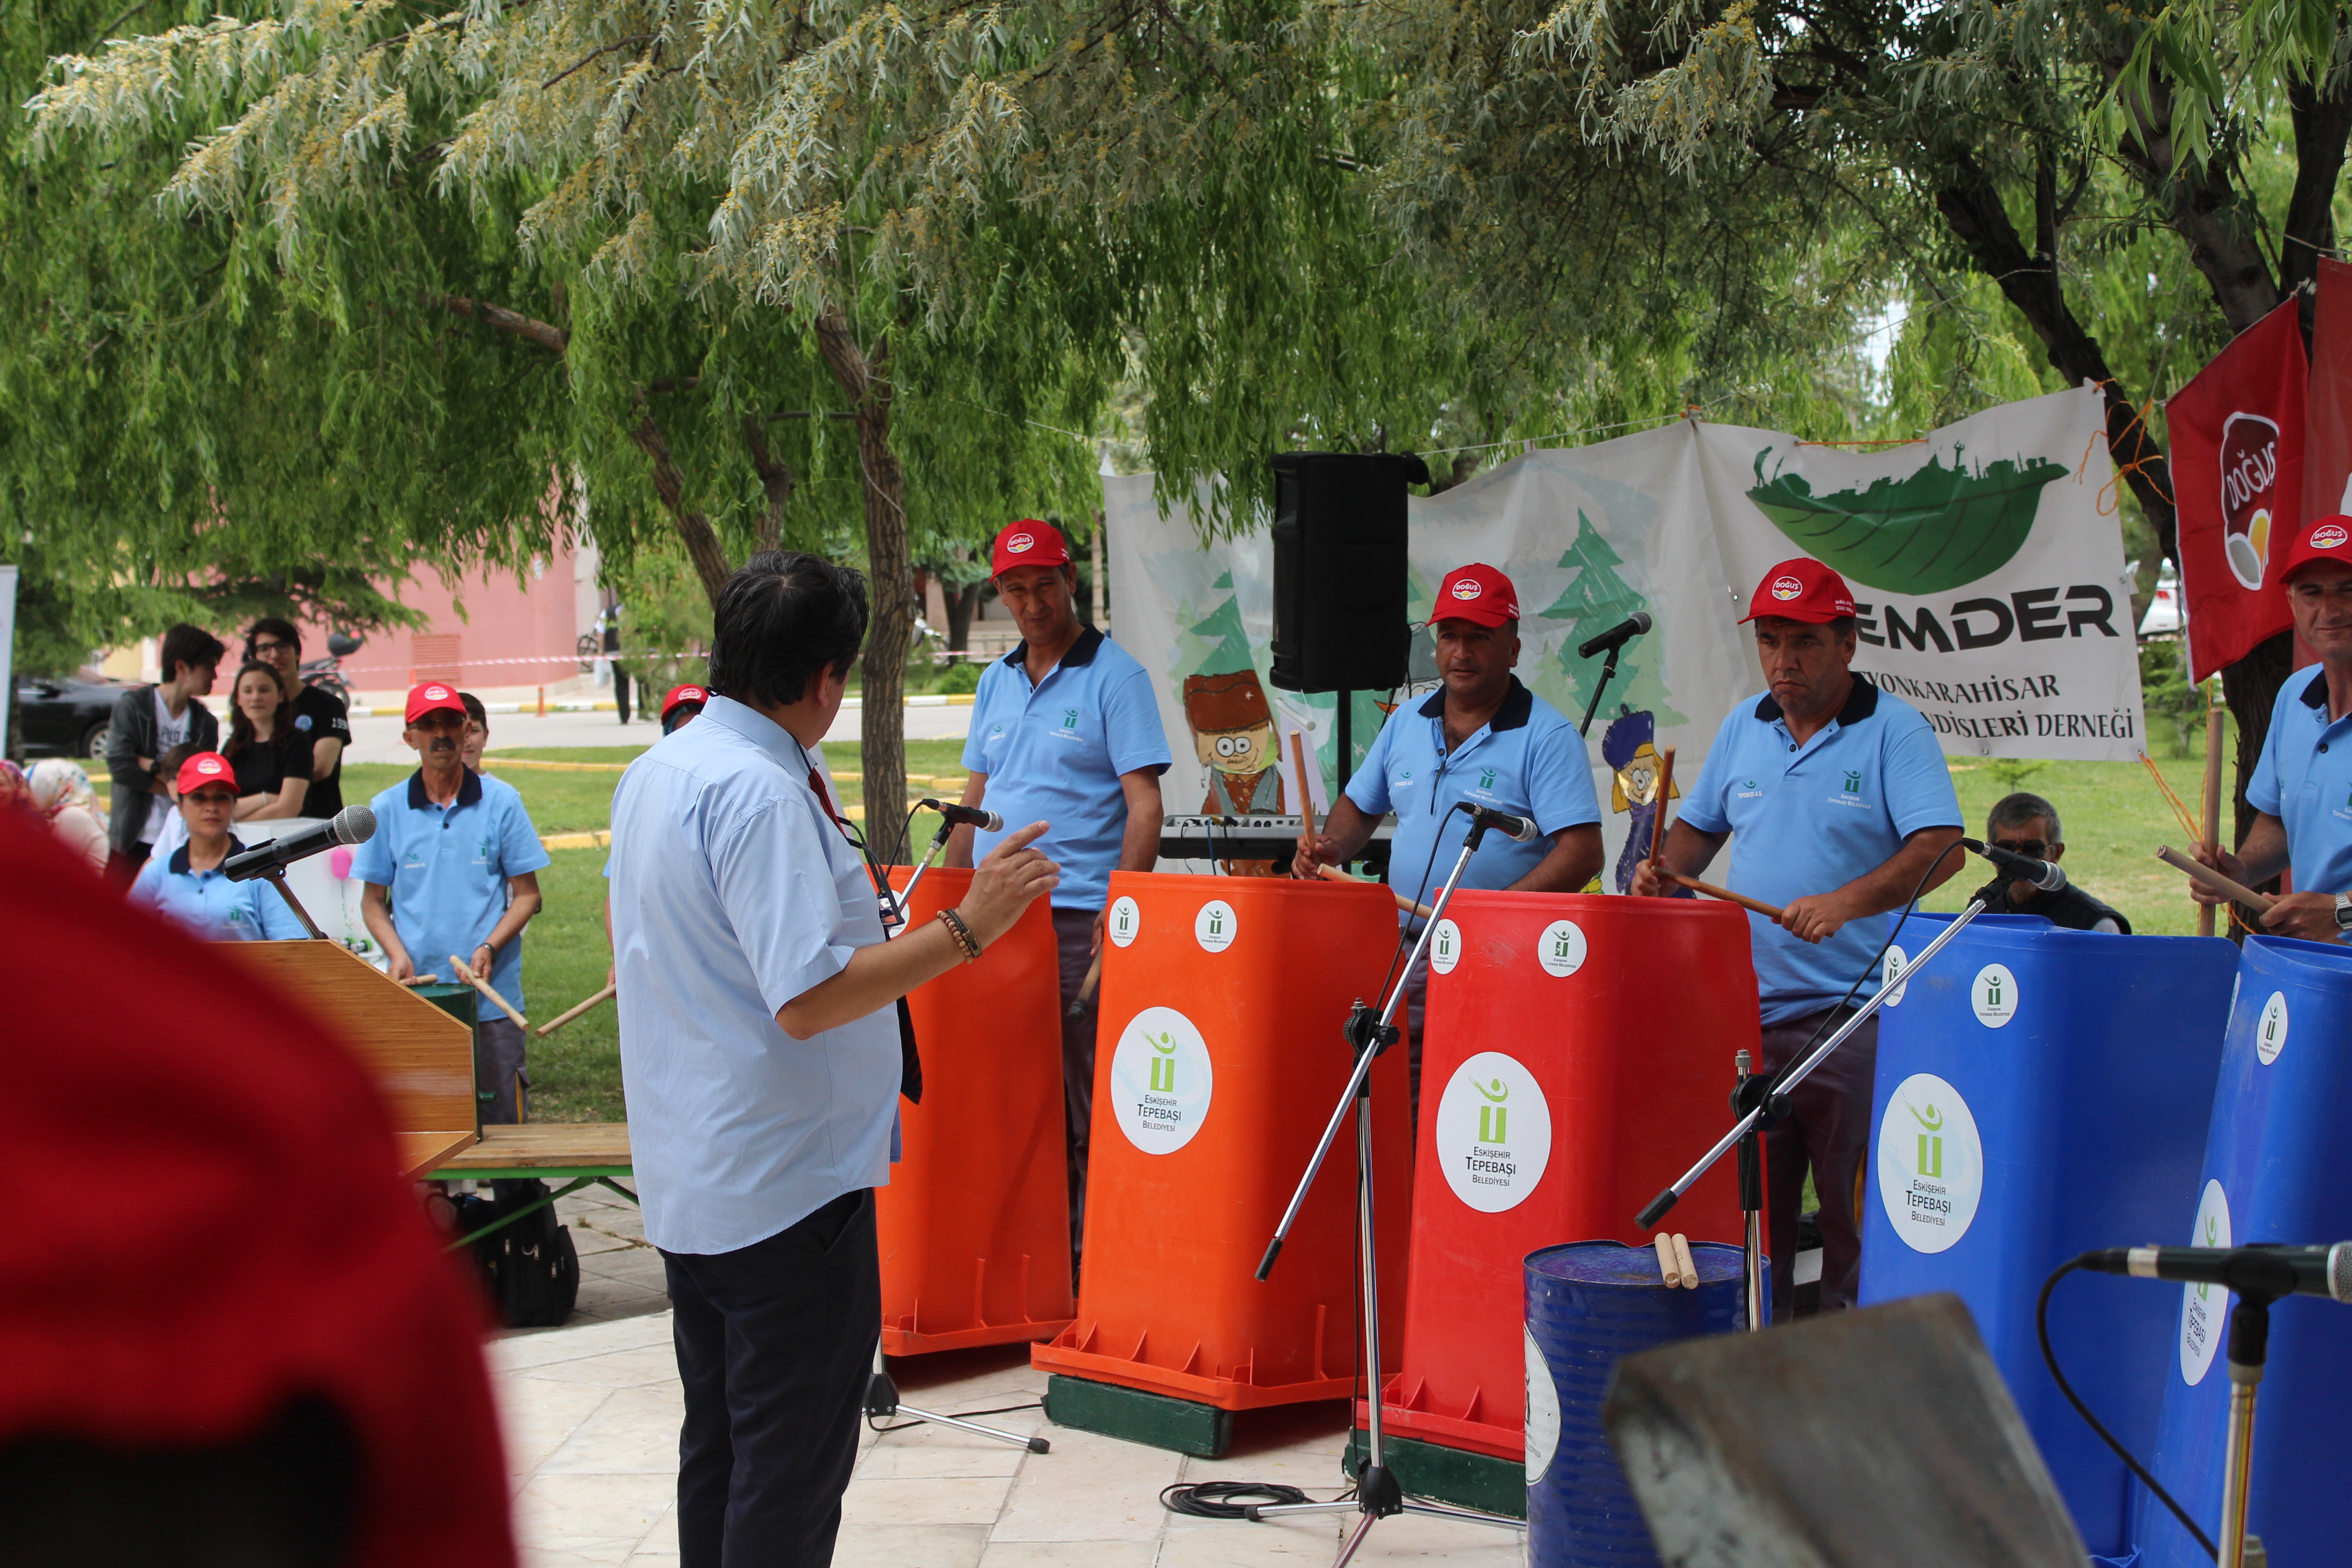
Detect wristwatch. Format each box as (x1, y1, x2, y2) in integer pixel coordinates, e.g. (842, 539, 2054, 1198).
(2334, 893, 2352, 932)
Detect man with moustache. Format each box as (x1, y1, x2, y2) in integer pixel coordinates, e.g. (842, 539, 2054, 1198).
(2194, 517, 2352, 942)
(352, 681, 550, 1123)
(947, 521, 1171, 1263)
(1294, 564, 1606, 1115)
(1633, 558, 1963, 1320)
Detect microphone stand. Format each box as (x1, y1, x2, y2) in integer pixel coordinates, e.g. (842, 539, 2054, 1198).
(260, 867, 330, 941)
(2218, 1292, 2276, 1568)
(1249, 813, 1525, 1557)
(1635, 898, 1989, 1330)
(1577, 640, 1627, 738)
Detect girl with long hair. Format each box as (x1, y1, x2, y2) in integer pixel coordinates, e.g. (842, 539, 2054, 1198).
(223, 660, 315, 820)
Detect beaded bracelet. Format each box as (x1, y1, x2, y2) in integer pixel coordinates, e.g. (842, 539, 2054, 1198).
(935, 907, 983, 960)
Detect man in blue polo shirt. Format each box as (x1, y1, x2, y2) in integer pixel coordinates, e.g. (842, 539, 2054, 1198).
(130, 750, 309, 942)
(353, 681, 551, 1123)
(947, 519, 1171, 1260)
(1296, 563, 1605, 1112)
(2195, 517, 2352, 941)
(1634, 558, 1963, 1319)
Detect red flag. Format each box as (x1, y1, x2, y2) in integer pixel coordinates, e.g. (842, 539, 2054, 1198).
(2303, 257, 2352, 524)
(2167, 296, 2303, 681)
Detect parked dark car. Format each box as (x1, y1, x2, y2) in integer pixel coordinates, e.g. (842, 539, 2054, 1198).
(14, 672, 132, 759)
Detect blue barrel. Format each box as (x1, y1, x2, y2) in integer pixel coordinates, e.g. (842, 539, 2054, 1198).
(1525, 1239, 1748, 1565)
(2137, 935, 2352, 1568)
(1858, 912, 2235, 1559)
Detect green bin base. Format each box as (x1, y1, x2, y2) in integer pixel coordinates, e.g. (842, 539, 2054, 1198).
(1345, 1429, 1525, 1520)
(1042, 1374, 1234, 1458)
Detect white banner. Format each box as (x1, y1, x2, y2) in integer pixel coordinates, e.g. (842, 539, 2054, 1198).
(1106, 385, 2141, 889)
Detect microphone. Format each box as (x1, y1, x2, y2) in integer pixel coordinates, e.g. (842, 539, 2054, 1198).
(920, 799, 1004, 833)
(224, 806, 377, 882)
(1577, 611, 1653, 661)
(2078, 1244, 2352, 1303)
(1963, 836, 2067, 892)
(1463, 804, 1539, 843)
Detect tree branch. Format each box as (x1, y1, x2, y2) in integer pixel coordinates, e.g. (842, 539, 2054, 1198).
(440, 294, 569, 354)
(628, 400, 732, 607)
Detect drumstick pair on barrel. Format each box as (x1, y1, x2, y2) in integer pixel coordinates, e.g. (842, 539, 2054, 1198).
(1652, 1232, 1700, 1289)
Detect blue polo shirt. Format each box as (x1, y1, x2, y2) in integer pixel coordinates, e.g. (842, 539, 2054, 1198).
(2249, 666, 2352, 897)
(1679, 680, 1961, 1025)
(1346, 678, 1603, 926)
(965, 627, 1172, 911)
(348, 768, 552, 1007)
(130, 837, 309, 942)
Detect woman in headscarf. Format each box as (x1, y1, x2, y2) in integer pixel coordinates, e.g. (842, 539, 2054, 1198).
(24, 760, 108, 874)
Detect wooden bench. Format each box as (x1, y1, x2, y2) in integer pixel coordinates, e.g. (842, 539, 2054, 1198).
(430, 1123, 637, 1246)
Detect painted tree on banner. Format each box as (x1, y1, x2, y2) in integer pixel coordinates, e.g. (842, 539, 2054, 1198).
(1538, 514, 1685, 729)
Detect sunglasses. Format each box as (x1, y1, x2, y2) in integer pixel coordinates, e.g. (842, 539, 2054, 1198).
(1991, 838, 2050, 859)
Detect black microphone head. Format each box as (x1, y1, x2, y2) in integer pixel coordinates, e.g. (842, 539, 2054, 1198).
(333, 805, 377, 846)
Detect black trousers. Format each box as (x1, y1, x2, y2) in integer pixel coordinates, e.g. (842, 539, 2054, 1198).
(662, 1188, 880, 1568)
(1051, 907, 1099, 1269)
(1758, 1005, 1880, 1323)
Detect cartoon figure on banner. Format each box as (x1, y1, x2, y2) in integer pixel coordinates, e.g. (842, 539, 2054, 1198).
(1602, 707, 1682, 894)
(1183, 670, 1286, 875)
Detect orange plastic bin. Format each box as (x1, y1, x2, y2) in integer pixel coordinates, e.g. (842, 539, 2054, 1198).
(1033, 872, 1413, 1428)
(878, 867, 1073, 1355)
(1370, 892, 1758, 1501)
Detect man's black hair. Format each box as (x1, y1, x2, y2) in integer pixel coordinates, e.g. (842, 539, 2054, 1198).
(245, 616, 301, 657)
(707, 552, 869, 708)
(158, 624, 228, 683)
(1988, 791, 2062, 844)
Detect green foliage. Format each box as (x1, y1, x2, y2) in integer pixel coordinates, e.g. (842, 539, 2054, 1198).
(2140, 639, 2210, 759)
(931, 661, 983, 696)
(612, 542, 713, 695)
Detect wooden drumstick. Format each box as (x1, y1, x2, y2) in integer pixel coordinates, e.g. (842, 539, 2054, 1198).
(1653, 1232, 1682, 1288)
(536, 981, 617, 1038)
(1068, 949, 1104, 1018)
(1671, 1233, 1700, 1290)
(1664, 870, 1786, 922)
(2156, 845, 2275, 912)
(451, 954, 531, 1031)
(1317, 862, 1437, 920)
(1292, 730, 1318, 848)
(2199, 698, 2226, 939)
(1648, 745, 1677, 867)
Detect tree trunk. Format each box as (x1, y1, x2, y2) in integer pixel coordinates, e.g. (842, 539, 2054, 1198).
(813, 304, 913, 863)
(743, 415, 795, 554)
(945, 580, 983, 650)
(629, 402, 734, 606)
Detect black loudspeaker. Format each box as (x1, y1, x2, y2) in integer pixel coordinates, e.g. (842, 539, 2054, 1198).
(1269, 452, 1430, 693)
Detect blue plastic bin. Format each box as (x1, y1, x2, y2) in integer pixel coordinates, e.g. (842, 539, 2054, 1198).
(1858, 911, 2236, 1558)
(2137, 935, 2352, 1568)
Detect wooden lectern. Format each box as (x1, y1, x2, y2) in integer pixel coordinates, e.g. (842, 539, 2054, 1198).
(223, 940, 479, 1181)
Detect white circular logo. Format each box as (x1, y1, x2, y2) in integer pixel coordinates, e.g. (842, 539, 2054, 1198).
(1877, 1073, 1984, 1253)
(1524, 1325, 1560, 1484)
(2313, 523, 2349, 550)
(1429, 918, 1463, 976)
(2179, 1179, 2233, 1385)
(1194, 899, 1238, 953)
(1771, 574, 1804, 601)
(1882, 945, 1911, 1008)
(1107, 896, 1142, 949)
(1006, 531, 1035, 554)
(2256, 991, 2289, 1066)
(1450, 578, 1483, 600)
(1435, 1052, 1554, 1212)
(1107, 1006, 1215, 1155)
(1971, 964, 2018, 1028)
(194, 756, 225, 777)
(1537, 919, 1588, 978)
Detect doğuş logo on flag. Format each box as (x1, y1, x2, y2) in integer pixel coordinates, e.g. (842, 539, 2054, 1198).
(1772, 575, 1804, 601)
(1006, 533, 1034, 554)
(1451, 579, 1483, 600)
(2220, 412, 2283, 590)
(2313, 523, 2350, 550)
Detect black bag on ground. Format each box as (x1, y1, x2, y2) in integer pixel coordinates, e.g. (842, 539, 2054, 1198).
(450, 1180, 580, 1329)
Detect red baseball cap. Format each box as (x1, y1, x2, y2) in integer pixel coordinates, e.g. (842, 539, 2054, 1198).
(661, 683, 709, 723)
(404, 681, 466, 725)
(2274, 515, 2352, 585)
(1743, 558, 1858, 624)
(992, 520, 1073, 576)
(1433, 563, 1521, 628)
(173, 751, 236, 796)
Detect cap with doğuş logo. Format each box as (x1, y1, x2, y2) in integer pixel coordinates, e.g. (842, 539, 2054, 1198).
(661, 684, 710, 724)
(2273, 514, 2352, 585)
(1742, 558, 1858, 625)
(174, 751, 237, 796)
(404, 682, 467, 725)
(1432, 564, 1521, 629)
(992, 520, 1073, 576)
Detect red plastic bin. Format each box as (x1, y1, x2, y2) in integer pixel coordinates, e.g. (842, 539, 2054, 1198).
(1372, 891, 1758, 1459)
(878, 867, 1073, 1355)
(1031, 871, 1413, 1409)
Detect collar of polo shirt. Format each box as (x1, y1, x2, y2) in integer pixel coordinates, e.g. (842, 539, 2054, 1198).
(1001, 623, 1105, 672)
(1753, 677, 1881, 728)
(1416, 676, 1535, 732)
(168, 835, 248, 877)
(408, 768, 484, 809)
